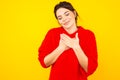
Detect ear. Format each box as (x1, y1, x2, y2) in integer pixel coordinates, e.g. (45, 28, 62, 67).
(73, 10, 78, 20)
(73, 10, 77, 17)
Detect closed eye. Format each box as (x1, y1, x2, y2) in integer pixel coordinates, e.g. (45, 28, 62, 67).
(57, 11, 69, 20)
(57, 16, 62, 20)
(65, 12, 69, 16)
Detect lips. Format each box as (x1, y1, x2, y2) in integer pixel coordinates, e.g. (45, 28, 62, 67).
(63, 21, 70, 26)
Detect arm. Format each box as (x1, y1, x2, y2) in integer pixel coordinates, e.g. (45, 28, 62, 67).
(85, 31, 98, 76)
(72, 45, 88, 72)
(44, 34, 69, 67)
(61, 32, 98, 75)
(44, 44, 65, 67)
(38, 31, 69, 68)
(61, 33, 88, 72)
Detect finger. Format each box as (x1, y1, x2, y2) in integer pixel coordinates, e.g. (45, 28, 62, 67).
(61, 34, 71, 40)
(60, 34, 62, 39)
(60, 35, 69, 44)
(75, 33, 79, 40)
(61, 39, 67, 45)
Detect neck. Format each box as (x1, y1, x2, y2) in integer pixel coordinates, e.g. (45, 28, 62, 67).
(65, 23, 77, 34)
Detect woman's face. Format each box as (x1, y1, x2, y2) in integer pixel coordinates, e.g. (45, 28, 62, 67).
(56, 8, 76, 29)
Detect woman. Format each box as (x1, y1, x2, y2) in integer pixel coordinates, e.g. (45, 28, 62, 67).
(38, 1, 98, 80)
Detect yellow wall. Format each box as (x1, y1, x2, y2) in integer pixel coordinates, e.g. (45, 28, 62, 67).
(0, 0, 120, 80)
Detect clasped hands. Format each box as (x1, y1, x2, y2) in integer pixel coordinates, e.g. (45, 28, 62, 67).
(58, 33, 80, 51)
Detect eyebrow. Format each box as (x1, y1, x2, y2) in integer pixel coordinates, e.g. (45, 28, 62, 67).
(57, 11, 69, 18)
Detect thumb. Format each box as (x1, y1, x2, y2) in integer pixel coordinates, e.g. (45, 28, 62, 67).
(75, 33, 79, 39)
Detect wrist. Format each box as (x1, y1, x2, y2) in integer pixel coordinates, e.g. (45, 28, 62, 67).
(57, 46, 65, 53)
(73, 44, 81, 50)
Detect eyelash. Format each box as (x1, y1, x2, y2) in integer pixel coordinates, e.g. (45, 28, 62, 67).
(58, 12, 69, 20)
(65, 13, 69, 16)
(58, 17, 62, 20)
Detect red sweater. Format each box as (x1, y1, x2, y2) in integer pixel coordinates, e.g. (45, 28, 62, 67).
(38, 26, 98, 80)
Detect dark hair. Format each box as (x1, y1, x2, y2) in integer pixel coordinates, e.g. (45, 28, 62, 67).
(54, 1, 78, 21)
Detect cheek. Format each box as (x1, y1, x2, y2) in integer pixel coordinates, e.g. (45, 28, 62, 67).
(58, 20, 63, 25)
(71, 15, 75, 20)
(69, 13, 76, 19)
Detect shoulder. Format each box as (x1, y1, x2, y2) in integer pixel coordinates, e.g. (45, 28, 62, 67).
(42, 27, 62, 41)
(47, 27, 62, 34)
(78, 26, 95, 36)
(78, 26, 96, 40)
(44, 27, 62, 38)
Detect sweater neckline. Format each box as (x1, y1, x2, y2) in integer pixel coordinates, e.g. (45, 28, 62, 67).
(61, 26, 81, 37)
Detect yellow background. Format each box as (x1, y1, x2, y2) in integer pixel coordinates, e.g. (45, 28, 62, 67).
(0, 0, 120, 80)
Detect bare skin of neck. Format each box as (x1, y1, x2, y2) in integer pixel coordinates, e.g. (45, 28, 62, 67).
(64, 23, 78, 34)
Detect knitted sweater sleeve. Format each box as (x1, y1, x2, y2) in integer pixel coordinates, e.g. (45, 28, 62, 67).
(38, 29, 53, 68)
(86, 30, 98, 76)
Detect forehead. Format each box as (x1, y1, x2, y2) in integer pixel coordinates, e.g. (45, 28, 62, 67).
(56, 8, 71, 16)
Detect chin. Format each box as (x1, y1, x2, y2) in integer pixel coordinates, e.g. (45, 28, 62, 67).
(63, 25, 71, 29)
(63, 23, 74, 29)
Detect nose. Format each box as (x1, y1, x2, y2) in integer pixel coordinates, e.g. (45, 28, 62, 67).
(62, 16, 67, 22)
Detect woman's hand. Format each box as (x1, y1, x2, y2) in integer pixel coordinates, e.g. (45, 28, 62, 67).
(60, 33, 88, 72)
(60, 33, 80, 49)
(58, 34, 70, 51)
